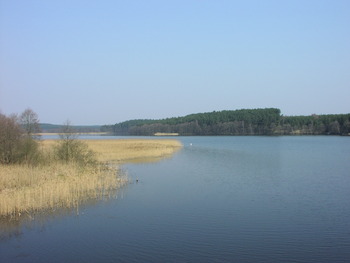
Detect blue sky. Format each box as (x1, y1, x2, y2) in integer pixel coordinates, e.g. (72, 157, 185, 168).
(1, 0, 349, 125)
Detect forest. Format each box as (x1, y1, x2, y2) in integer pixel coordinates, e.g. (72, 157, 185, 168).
(102, 108, 350, 136)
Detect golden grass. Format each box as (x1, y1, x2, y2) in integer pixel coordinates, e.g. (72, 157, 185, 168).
(40, 139, 182, 163)
(0, 163, 124, 218)
(85, 139, 182, 163)
(0, 139, 182, 218)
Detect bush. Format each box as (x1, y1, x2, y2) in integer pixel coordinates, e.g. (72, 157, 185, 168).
(0, 113, 41, 164)
(0, 113, 22, 164)
(54, 121, 97, 166)
(0, 109, 44, 165)
(54, 139, 97, 166)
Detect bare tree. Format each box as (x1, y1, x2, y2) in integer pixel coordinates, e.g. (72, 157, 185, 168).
(18, 109, 41, 163)
(59, 120, 78, 141)
(19, 108, 41, 136)
(55, 120, 96, 165)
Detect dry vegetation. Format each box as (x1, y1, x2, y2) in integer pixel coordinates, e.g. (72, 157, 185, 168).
(39, 139, 182, 163)
(0, 163, 124, 218)
(81, 139, 182, 163)
(0, 139, 182, 218)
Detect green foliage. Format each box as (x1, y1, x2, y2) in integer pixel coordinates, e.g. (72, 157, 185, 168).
(105, 108, 350, 136)
(109, 108, 282, 136)
(280, 114, 350, 135)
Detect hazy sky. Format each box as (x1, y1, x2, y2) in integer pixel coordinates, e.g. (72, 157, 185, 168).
(1, 0, 349, 125)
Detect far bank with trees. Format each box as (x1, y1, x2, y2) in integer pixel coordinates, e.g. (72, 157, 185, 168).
(102, 108, 350, 136)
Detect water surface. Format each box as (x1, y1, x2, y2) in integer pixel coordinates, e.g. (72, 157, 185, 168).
(1, 136, 350, 262)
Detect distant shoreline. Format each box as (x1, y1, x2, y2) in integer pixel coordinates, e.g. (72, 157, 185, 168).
(103, 108, 350, 136)
(35, 132, 110, 136)
(154, 132, 179, 136)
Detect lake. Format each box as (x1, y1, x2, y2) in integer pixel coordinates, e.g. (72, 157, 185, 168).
(1, 136, 350, 262)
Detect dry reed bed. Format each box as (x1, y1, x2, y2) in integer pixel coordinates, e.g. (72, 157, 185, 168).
(40, 139, 182, 163)
(0, 163, 125, 218)
(82, 139, 182, 163)
(0, 139, 182, 218)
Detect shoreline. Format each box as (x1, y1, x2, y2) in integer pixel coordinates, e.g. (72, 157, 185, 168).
(34, 132, 111, 136)
(41, 138, 182, 163)
(0, 139, 182, 218)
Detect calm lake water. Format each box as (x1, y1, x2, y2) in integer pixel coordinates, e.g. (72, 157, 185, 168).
(1, 136, 350, 262)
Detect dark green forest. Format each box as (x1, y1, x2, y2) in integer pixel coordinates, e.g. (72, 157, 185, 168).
(102, 108, 350, 136)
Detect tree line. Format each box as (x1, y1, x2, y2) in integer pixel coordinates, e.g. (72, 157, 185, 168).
(102, 108, 350, 136)
(40, 123, 101, 133)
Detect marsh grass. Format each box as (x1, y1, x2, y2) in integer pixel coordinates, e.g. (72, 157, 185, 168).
(0, 162, 125, 218)
(82, 139, 182, 163)
(0, 139, 181, 218)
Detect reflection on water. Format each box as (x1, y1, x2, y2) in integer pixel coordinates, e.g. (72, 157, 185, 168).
(118, 152, 181, 165)
(0, 184, 127, 242)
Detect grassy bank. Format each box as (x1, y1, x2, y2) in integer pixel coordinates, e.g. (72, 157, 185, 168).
(0, 139, 182, 218)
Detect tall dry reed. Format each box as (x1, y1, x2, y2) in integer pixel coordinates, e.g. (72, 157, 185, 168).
(0, 163, 125, 218)
(1, 139, 181, 218)
(81, 139, 182, 163)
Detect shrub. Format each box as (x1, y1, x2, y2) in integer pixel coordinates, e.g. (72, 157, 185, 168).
(0, 113, 41, 164)
(54, 139, 97, 166)
(0, 113, 21, 163)
(54, 121, 97, 166)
